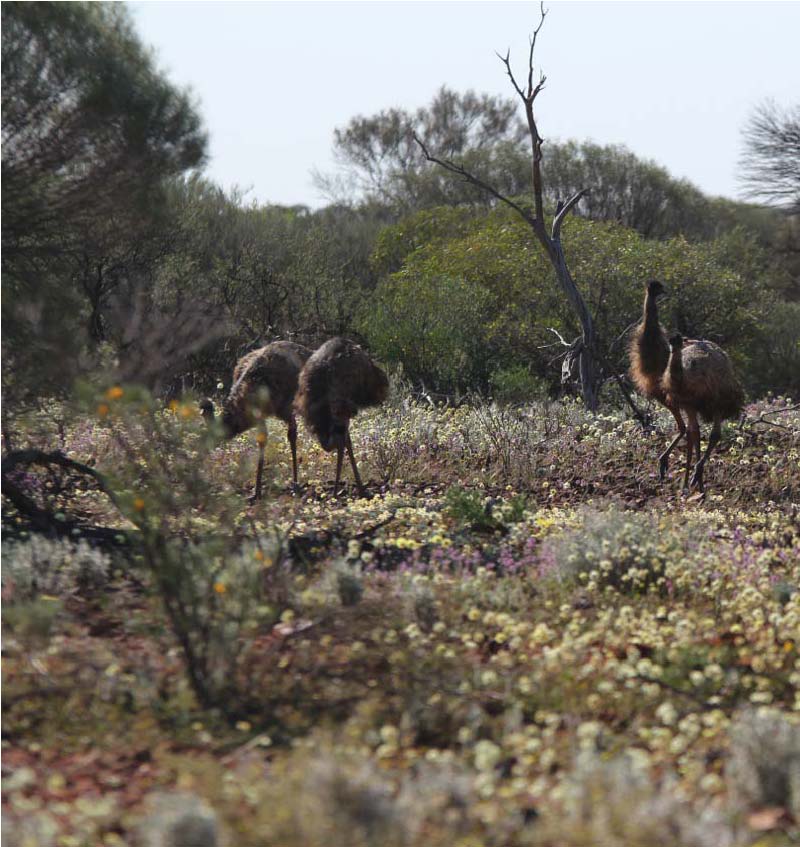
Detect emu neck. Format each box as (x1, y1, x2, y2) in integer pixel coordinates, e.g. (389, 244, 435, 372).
(637, 290, 669, 379)
(643, 291, 661, 337)
(668, 347, 684, 388)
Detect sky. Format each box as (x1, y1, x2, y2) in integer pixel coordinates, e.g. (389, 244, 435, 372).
(130, 1, 800, 209)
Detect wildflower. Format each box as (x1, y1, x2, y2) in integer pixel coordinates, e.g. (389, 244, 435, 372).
(256, 432, 267, 445)
(106, 386, 124, 400)
(133, 497, 145, 512)
(169, 399, 180, 412)
(474, 739, 502, 771)
(97, 403, 110, 418)
(214, 582, 226, 594)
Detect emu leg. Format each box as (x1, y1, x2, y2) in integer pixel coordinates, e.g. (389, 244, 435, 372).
(691, 418, 721, 492)
(346, 431, 365, 498)
(683, 411, 700, 491)
(287, 415, 299, 486)
(334, 443, 344, 493)
(659, 406, 687, 480)
(252, 439, 266, 502)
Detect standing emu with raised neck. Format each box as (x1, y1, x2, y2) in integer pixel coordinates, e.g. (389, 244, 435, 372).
(295, 338, 388, 498)
(202, 340, 311, 500)
(628, 279, 687, 478)
(662, 333, 744, 491)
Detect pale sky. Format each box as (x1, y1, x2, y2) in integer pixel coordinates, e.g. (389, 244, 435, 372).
(130, 1, 800, 208)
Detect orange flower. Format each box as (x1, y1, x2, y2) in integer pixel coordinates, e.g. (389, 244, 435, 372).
(133, 497, 146, 512)
(106, 386, 124, 401)
(97, 403, 110, 418)
(254, 549, 265, 561)
(169, 399, 180, 412)
(255, 432, 267, 446)
(214, 582, 227, 594)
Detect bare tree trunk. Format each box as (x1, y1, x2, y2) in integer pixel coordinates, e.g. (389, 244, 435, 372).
(414, 3, 603, 410)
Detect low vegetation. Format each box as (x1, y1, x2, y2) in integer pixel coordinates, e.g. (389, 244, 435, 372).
(2, 392, 799, 845)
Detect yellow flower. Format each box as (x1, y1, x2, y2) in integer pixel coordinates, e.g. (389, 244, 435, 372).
(255, 432, 267, 445)
(169, 399, 180, 412)
(180, 405, 194, 419)
(106, 386, 124, 400)
(133, 497, 146, 512)
(214, 582, 226, 594)
(97, 403, 110, 418)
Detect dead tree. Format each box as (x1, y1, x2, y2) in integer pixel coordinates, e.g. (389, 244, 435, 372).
(414, 4, 602, 410)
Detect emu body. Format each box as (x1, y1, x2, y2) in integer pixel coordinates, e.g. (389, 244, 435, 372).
(295, 337, 388, 497)
(204, 340, 311, 500)
(662, 333, 744, 491)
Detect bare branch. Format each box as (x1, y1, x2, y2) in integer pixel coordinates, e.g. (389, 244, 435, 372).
(527, 3, 548, 96)
(552, 189, 588, 240)
(496, 50, 526, 101)
(546, 327, 573, 347)
(413, 133, 534, 223)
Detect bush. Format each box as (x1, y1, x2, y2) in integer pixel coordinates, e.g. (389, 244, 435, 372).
(726, 708, 800, 817)
(546, 507, 694, 595)
(534, 751, 738, 847)
(490, 365, 550, 404)
(2, 537, 110, 603)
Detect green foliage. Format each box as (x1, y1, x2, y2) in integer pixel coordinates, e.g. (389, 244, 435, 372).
(490, 364, 550, 404)
(366, 205, 797, 397)
(2, 2, 206, 407)
(364, 272, 493, 393)
(2, 598, 62, 643)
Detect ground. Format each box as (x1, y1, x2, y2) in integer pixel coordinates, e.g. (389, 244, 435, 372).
(2, 392, 799, 846)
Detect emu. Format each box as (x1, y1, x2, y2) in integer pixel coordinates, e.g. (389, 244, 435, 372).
(629, 279, 689, 479)
(294, 337, 388, 497)
(662, 333, 744, 492)
(202, 340, 311, 500)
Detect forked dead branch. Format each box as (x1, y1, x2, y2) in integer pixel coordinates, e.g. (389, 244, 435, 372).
(414, 2, 604, 411)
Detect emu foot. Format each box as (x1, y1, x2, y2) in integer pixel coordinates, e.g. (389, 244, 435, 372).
(658, 455, 669, 480)
(689, 464, 705, 492)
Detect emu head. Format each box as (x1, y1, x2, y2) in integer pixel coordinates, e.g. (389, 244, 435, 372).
(669, 332, 684, 349)
(646, 279, 665, 298)
(199, 398, 215, 423)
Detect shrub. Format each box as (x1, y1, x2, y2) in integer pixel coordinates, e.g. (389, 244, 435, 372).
(490, 365, 550, 404)
(445, 486, 505, 533)
(1, 536, 110, 603)
(534, 751, 738, 847)
(545, 507, 694, 594)
(726, 708, 800, 817)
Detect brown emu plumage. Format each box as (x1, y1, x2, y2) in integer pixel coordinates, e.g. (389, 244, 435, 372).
(295, 337, 388, 495)
(629, 279, 670, 404)
(662, 333, 744, 491)
(221, 341, 311, 437)
(628, 280, 688, 479)
(662, 338, 745, 425)
(204, 340, 311, 499)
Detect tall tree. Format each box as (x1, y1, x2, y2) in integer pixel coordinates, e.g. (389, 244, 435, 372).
(315, 86, 530, 213)
(2, 2, 207, 406)
(739, 100, 800, 212)
(1, 2, 207, 266)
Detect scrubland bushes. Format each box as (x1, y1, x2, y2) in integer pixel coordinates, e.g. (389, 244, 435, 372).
(365, 209, 800, 400)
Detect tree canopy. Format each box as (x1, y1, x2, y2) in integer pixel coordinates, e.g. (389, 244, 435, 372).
(740, 100, 800, 212)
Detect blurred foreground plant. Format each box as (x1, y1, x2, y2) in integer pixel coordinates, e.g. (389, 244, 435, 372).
(80, 383, 288, 717)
